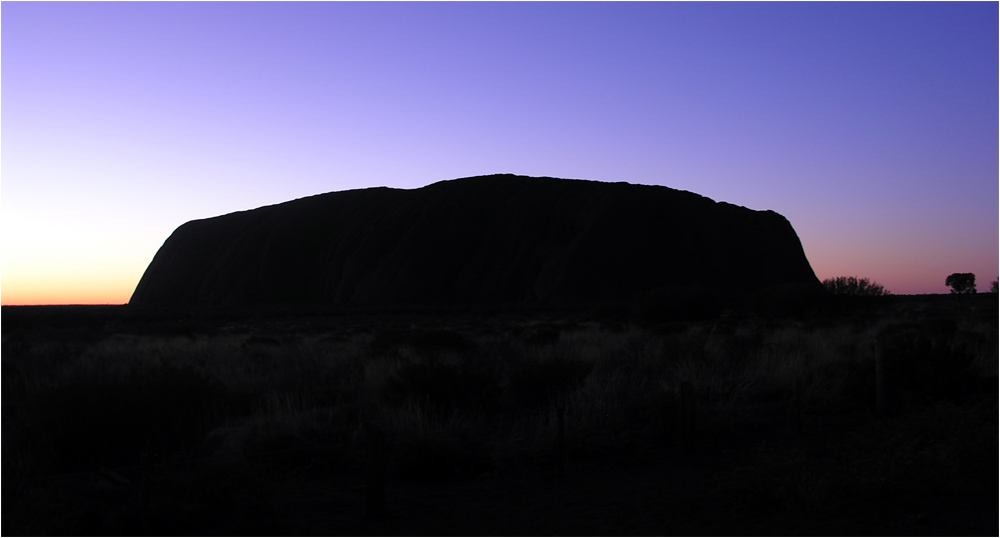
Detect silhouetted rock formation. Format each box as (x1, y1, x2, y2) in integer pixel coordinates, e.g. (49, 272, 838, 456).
(129, 174, 821, 310)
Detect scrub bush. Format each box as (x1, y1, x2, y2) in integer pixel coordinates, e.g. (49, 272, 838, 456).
(27, 363, 229, 472)
(383, 362, 499, 418)
(822, 276, 890, 296)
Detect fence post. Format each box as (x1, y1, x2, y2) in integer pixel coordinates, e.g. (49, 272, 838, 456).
(793, 377, 804, 434)
(556, 406, 566, 483)
(678, 382, 696, 453)
(135, 452, 150, 510)
(875, 342, 894, 417)
(364, 421, 387, 521)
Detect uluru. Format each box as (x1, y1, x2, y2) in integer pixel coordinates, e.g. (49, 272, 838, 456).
(128, 174, 821, 310)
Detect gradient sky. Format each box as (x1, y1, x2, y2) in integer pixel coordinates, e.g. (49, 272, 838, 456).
(3, 2, 997, 305)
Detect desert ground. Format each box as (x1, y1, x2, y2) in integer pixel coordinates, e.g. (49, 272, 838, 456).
(3, 294, 996, 536)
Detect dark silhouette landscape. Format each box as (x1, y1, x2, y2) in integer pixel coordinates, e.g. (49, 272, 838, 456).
(3, 175, 996, 536)
(129, 175, 821, 310)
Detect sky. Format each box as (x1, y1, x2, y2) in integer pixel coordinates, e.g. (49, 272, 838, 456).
(2, 1, 997, 305)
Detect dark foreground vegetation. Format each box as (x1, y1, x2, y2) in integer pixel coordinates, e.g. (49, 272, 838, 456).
(3, 294, 997, 536)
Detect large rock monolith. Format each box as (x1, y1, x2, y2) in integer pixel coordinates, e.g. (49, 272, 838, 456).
(129, 174, 821, 310)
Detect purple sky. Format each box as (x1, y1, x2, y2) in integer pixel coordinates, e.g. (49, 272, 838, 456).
(3, 2, 997, 304)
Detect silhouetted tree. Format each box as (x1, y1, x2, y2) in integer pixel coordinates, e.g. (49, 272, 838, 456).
(990, 277, 997, 294)
(945, 273, 977, 294)
(821, 276, 890, 296)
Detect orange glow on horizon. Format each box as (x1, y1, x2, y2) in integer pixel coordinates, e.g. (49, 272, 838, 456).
(2, 287, 131, 306)
(2, 271, 136, 306)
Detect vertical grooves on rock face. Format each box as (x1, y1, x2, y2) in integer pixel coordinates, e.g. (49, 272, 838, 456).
(129, 174, 820, 310)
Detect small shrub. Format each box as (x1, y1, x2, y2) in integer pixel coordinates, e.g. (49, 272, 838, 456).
(523, 325, 561, 346)
(370, 328, 478, 354)
(383, 362, 499, 417)
(505, 357, 593, 410)
(28, 363, 229, 472)
(391, 433, 494, 482)
(876, 323, 977, 403)
(822, 276, 890, 296)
